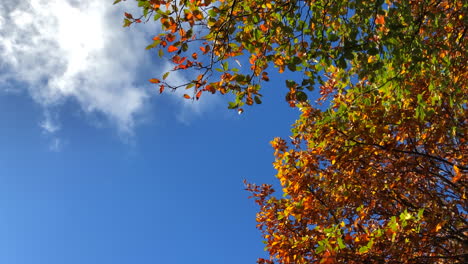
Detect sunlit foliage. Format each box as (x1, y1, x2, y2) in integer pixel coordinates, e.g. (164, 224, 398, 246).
(118, 0, 467, 262)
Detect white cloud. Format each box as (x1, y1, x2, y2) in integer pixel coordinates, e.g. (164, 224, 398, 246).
(49, 137, 64, 152)
(40, 111, 60, 134)
(0, 0, 223, 147)
(0, 0, 154, 135)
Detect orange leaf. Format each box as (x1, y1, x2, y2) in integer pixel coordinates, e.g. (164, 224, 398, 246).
(179, 28, 186, 38)
(249, 55, 257, 65)
(196, 90, 202, 100)
(172, 55, 186, 64)
(274, 57, 284, 66)
(194, 11, 203, 20)
(166, 34, 176, 42)
(452, 165, 462, 182)
(375, 14, 385, 25)
(149, 78, 160, 84)
(168, 45, 178, 52)
(183, 94, 191, 99)
(205, 84, 215, 94)
(192, 53, 198, 59)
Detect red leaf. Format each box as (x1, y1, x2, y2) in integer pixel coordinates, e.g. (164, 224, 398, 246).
(124, 12, 133, 19)
(159, 85, 165, 94)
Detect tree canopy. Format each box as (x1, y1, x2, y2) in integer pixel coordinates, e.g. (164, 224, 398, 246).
(117, 0, 467, 262)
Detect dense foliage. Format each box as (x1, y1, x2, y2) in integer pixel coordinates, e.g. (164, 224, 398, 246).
(117, 0, 467, 262)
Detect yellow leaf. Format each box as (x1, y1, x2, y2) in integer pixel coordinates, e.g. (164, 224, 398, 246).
(274, 57, 284, 66)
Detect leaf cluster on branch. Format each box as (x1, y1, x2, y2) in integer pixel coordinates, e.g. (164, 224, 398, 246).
(117, 0, 467, 262)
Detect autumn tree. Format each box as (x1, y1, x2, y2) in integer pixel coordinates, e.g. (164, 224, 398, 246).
(117, 0, 467, 262)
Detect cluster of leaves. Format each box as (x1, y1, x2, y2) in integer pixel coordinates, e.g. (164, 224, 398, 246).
(117, 0, 464, 109)
(247, 87, 466, 263)
(117, 0, 467, 263)
(245, 0, 467, 262)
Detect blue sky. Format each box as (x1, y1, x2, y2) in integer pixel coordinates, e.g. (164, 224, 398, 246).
(0, 1, 305, 263)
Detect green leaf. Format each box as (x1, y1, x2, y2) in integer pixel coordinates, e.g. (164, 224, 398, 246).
(337, 238, 346, 249)
(113, 0, 122, 4)
(337, 56, 347, 69)
(368, 47, 379, 55)
(286, 80, 296, 88)
(228, 102, 238, 109)
(359, 246, 369, 253)
(287, 63, 297, 72)
(146, 43, 156, 50)
(400, 209, 412, 221)
(296, 91, 308, 102)
(123, 18, 132, 27)
(222, 61, 229, 71)
(254, 96, 262, 104)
